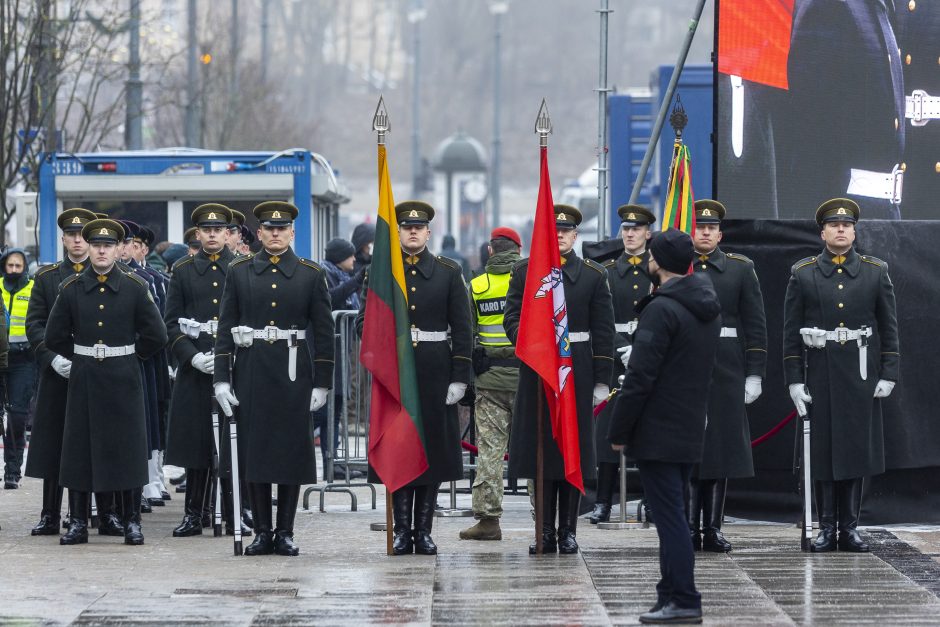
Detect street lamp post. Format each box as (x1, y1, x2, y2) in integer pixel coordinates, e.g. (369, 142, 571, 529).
(408, 0, 427, 198)
(125, 0, 142, 150)
(489, 2, 508, 230)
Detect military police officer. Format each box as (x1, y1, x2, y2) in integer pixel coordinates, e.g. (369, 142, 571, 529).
(213, 201, 334, 556)
(592, 204, 656, 524)
(505, 205, 615, 555)
(784, 198, 899, 553)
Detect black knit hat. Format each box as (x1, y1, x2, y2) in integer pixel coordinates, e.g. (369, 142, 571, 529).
(324, 238, 356, 264)
(351, 222, 376, 251)
(649, 228, 694, 275)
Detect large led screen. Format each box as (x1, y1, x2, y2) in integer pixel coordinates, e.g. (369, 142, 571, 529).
(716, 0, 938, 219)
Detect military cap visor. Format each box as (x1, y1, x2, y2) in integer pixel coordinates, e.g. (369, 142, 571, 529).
(82, 219, 126, 244)
(191, 203, 233, 227)
(694, 199, 726, 224)
(554, 204, 582, 229)
(253, 201, 298, 226)
(183, 227, 200, 246)
(58, 208, 97, 232)
(117, 219, 141, 242)
(228, 209, 246, 229)
(815, 198, 860, 226)
(396, 201, 435, 226)
(617, 204, 656, 227)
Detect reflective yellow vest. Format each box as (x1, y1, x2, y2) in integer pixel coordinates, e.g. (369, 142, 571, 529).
(1, 279, 34, 344)
(470, 271, 511, 346)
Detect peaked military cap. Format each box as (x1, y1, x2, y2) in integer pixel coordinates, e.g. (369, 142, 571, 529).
(82, 218, 126, 244)
(694, 199, 726, 224)
(253, 201, 297, 226)
(554, 204, 582, 229)
(240, 224, 255, 245)
(139, 225, 156, 247)
(396, 200, 435, 226)
(815, 198, 859, 226)
(58, 208, 97, 233)
(94, 213, 109, 219)
(183, 226, 199, 248)
(118, 219, 141, 242)
(229, 208, 246, 230)
(617, 204, 656, 227)
(191, 203, 233, 227)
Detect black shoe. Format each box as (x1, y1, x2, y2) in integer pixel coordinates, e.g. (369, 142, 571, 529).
(838, 529, 870, 553)
(528, 532, 558, 554)
(169, 474, 185, 486)
(558, 528, 579, 554)
(225, 522, 253, 537)
(639, 601, 702, 624)
(161, 490, 171, 501)
(588, 502, 611, 525)
(392, 530, 414, 555)
(175, 481, 188, 493)
(413, 530, 437, 555)
(172, 514, 203, 537)
(811, 528, 837, 552)
(273, 529, 299, 556)
(31, 514, 61, 536)
(244, 531, 275, 556)
(60, 519, 89, 545)
(124, 520, 144, 545)
(140, 498, 153, 514)
(4, 475, 18, 489)
(702, 528, 732, 552)
(98, 512, 125, 536)
(147, 497, 165, 507)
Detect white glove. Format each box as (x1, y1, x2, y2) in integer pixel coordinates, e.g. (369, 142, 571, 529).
(168, 365, 177, 381)
(744, 376, 762, 404)
(231, 326, 254, 348)
(178, 317, 201, 339)
(799, 327, 827, 349)
(788, 383, 812, 417)
(310, 387, 329, 411)
(874, 379, 895, 398)
(617, 345, 633, 369)
(190, 352, 214, 375)
(445, 382, 468, 405)
(213, 382, 239, 417)
(593, 384, 610, 407)
(51, 355, 72, 379)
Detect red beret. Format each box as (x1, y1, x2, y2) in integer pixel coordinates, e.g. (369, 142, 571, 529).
(490, 226, 521, 247)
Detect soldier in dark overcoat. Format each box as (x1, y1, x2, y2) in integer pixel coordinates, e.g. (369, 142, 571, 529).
(505, 205, 615, 554)
(688, 200, 767, 552)
(24, 208, 98, 536)
(164, 204, 236, 537)
(784, 198, 899, 553)
(45, 219, 168, 546)
(591, 204, 655, 524)
(359, 201, 473, 556)
(213, 201, 334, 557)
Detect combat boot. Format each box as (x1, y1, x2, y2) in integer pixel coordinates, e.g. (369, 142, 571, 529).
(459, 517, 502, 541)
(589, 462, 617, 524)
(123, 489, 145, 545)
(244, 482, 275, 556)
(60, 491, 89, 545)
(173, 468, 208, 537)
(530, 482, 558, 555)
(31, 480, 64, 536)
(96, 492, 125, 536)
(273, 484, 301, 556)
(557, 481, 582, 554)
(812, 481, 837, 552)
(413, 484, 440, 555)
(701, 479, 732, 552)
(391, 489, 415, 555)
(837, 478, 869, 552)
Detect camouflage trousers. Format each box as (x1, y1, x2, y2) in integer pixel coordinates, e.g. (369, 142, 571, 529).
(472, 389, 514, 519)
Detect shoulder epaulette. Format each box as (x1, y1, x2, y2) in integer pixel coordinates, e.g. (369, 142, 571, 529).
(35, 262, 62, 278)
(230, 254, 253, 267)
(602, 258, 616, 268)
(583, 258, 606, 274)
(726, 252, 753, 263)
(791, 256, 817, 273)
(172, 256, 194, 272)
(61, 274, 81, 289)
(126, 272, 148, 288)
(435, 255, 460, 271)
(299, 258, 321, 271)
(860, 255, 886, 268)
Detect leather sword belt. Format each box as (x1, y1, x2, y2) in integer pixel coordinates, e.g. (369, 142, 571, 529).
(906, 90, 940, 126)
(615, 321, 638, 335)
(847, 166, 903, 205)
(410, 329, 448, 343)
(251, 327, 307, 341)
(569, 331, 591, 342)
(178, 318, 218, 338)
(720, 327, 738, 338)
(73, 343, 136, 360)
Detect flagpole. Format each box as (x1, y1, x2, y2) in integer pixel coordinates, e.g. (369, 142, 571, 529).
(373, 95, 394, 556)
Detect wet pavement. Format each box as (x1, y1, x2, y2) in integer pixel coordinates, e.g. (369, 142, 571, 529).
(2, 476, 940, 625)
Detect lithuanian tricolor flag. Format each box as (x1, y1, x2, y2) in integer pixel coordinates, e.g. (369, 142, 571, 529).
(661, 139, 696, 234)
(359, 144, 428, 492)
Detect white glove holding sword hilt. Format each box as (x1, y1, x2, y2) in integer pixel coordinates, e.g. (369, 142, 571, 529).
(52, 355, 72, 379)
(744, 376, 762, 404)
(789, 383, 812, 417)
(617, 345, 633, 369)
(213, 382, 239, 417)
(310, 387, 329, 411)
(190, 352, 214, 375)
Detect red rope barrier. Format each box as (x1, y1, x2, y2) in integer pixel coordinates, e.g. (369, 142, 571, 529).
(460, 440, 509, 461)
(751, 410, 798, 448)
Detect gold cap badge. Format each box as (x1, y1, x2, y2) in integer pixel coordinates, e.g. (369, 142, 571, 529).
(409, 209, 419, 218)
(208, 212, 217, 220)
(72, 217, 82, 224)
(99, 228, 109, 235)
(702, 208, 712, 216)
(627, 212, 636, 220)
(272, 210, 282, 219)
(557, 213, 567, 221)
(837, 207, 847, 215)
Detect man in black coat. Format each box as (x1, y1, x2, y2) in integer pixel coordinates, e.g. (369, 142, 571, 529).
(784, 198, 899, 553)
(213, 201, 334, 557)
(608, 229, 721, 625)
(688, 200, 767, 552)
(24, 208, 99, 536)
(46, 219, 168, 546)
(164, 204, 237, 537)
(505, 205, 615, 555)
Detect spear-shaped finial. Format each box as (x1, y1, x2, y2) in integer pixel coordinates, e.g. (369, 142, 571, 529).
(373, 95, 390, 145)
(534, 98, 552, 147)
(669, 94, 688, 139)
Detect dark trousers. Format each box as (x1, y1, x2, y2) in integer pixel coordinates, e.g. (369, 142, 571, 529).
(638, 459, 701, 610)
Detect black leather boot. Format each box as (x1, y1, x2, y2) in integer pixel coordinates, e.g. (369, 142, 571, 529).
(413, 484, 440, 555)
(702, 479, 732, 552)
(123, 489, 144, 545)
(589, 463, 616, 524)
(273, 484, 301, 556)
(60, 491, 89, 545)
(688, 480, 703, 551)
(837, 478, 870, 552)
(244, 482, 275, 556)
(31, 480, 64, 536)
(202, 471, 214, 528)
(557, 481, 582, 554)
(812, 480, 837, 552)
(173, 468, 208, 537)
(391, 488, 415, 555)
(221, 476, 252, 537)
(529, 482, 558, 555)
(96, 492, 124, 536)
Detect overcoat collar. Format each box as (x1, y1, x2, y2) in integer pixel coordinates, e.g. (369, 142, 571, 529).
(253, 248, 298, 277)
(817, 247, 860, 278)
(403, 248, 435, 279)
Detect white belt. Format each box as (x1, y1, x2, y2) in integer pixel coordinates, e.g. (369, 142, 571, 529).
(615, 321, 638, 335)
(569, 331, 591, 343)
(720, 327, 737, 338)
(74, 343, 136, 359)
(847, 166, 903, 205)
(411, 329, 448, 343)
(905, 90, 940, 127)
(178, 318, 218, 337)
(823, 327, 872, 343)
(251, 326, 307, 341)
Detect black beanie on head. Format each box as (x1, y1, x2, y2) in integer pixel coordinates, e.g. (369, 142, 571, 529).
(351, 223, 376, 251)
(649, 228, 694, 275)
(325, 238, 356, 264)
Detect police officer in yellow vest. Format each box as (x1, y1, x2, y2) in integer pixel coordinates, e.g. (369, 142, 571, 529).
(2, 248, 35, 489)
(459, 227, 523, 541)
